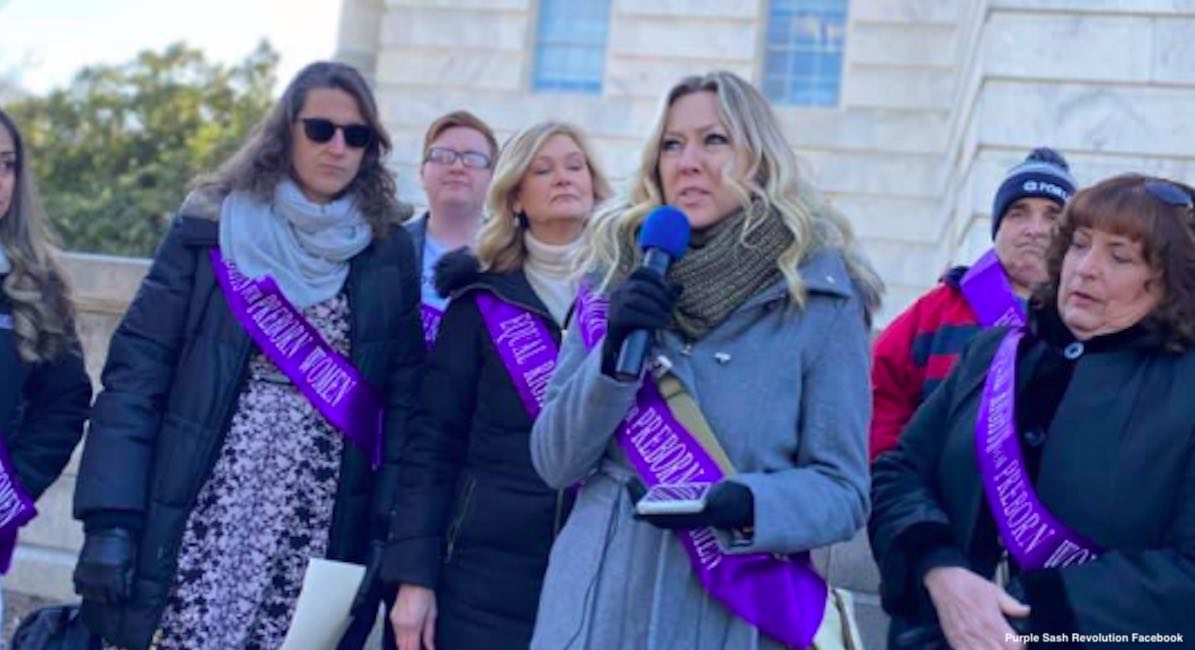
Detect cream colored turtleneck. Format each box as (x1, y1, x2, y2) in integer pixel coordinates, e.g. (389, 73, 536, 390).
(523, 231, 580, 326)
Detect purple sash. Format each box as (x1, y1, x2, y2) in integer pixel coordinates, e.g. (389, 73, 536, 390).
(975, 329, 1102, 569)
(211, 250, 383, 469)
(575, 285, 827, 648)
(421, 303, 444, 350)
(960, 249, 1027, 327)
(474, 293, 558, 419)
(0, 433, 37, 574)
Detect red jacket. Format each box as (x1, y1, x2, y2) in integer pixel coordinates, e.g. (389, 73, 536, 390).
(869, 267, 982, 461)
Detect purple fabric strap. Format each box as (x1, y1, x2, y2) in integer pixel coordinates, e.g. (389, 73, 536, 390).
(421, 303, 444, 350)
(0, 432, 37, 574)
(975, 328, 1102, 569)
(574, 284, 827, 648)
(474, 292, 559, 419)
(960, 249, 1028, 327)
(211, 250, 383, 469)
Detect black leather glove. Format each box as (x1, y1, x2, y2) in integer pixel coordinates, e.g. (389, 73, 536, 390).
(350, 539, 386, 617)
(627, 479, 754, 532)
(433, 248, 480, 299)
(602, 268, 682, 378)
(73, 528, 137, 605)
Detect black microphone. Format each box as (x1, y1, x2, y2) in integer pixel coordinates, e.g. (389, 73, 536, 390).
(614, 205, 691, 381)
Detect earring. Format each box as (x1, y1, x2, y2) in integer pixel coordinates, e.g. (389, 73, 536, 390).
(515, 211, 529, 229)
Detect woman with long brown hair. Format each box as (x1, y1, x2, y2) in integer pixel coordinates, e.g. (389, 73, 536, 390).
(71, 62, 424, 650)
(0, 106, 92, 624)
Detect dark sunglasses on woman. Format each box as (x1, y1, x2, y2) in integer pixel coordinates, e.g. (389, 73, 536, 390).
(300, 118, 374, 149)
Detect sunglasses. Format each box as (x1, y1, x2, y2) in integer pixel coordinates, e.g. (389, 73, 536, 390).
(1144, 179, 1194, 210)
(300, 118, 374, 149)
(425, 147, 492, 170)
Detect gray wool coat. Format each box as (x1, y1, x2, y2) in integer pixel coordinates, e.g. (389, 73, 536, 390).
(529, 249, 872, 650)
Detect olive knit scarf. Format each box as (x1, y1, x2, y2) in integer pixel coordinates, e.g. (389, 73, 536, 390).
(618, 206, 793, 340)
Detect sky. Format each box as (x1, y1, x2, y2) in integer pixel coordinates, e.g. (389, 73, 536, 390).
(0, 0, 341, 96)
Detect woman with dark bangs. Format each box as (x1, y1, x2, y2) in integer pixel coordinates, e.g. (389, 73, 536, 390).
(870, 173, 1195, 649)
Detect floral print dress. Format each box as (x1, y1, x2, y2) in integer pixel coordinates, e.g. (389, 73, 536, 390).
(146, 293, 349, 650)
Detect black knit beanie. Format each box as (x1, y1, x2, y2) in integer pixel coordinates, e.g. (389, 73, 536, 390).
(991, 147, 1077, 239)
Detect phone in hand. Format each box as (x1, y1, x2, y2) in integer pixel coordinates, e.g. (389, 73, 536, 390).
(633, 482, 714, 516)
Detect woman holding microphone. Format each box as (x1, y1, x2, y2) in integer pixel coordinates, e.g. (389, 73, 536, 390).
(528, 70, 882, 650)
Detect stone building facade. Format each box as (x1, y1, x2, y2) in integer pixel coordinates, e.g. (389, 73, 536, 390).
(336, 0, 1195, 322)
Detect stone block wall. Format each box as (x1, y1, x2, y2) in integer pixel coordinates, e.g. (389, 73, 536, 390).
(941, 0, 1195, 263)
(337, 0, 974, 324)
(341, 0, 1195, 324)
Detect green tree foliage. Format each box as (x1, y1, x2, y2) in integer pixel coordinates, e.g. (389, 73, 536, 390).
(6, 41, 278, 257)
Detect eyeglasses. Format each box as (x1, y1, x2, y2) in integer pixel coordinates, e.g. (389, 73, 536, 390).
(300, 118, 374, 149)
(1144, 179, 1194, 210)
(425, 147, 492, 170)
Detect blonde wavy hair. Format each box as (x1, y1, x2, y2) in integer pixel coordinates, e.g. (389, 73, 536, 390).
(0, 108, 77, 363)
(578, 71, 883, 312)
(477, 121, 612, 273)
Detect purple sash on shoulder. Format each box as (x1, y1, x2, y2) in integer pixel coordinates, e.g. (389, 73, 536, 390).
(574, 285, 827, 648)
(976, 329, 1102, 569)
(960, 249, 1027, 327)
(474, 293, 558, 419)
(211, 250, 383, 469)
(421, 303, 444, 350)
(0, 433, 38, 574)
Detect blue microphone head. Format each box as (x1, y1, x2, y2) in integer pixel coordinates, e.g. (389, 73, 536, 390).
(637, 205, 691, 260)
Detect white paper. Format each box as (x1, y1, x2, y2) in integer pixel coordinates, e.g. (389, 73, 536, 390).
(279, 557, 366, 650)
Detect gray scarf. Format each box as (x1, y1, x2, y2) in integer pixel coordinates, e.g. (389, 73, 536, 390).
(218, 180, 372, 308)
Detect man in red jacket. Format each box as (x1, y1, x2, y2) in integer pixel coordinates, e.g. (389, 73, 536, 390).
(869, 148, 1076, 461)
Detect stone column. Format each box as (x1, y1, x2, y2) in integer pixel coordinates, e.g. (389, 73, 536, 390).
(334, 0, 385, 82)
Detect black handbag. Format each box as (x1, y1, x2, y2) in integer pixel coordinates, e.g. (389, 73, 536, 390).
(10, 604, 101, 650)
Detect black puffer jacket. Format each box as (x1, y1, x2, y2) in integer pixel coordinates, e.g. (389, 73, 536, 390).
(383, 251, 574, 650)
(0, 282, 91, 502)
(870, 307, 1195, 649)
(73, 191, 424, 650)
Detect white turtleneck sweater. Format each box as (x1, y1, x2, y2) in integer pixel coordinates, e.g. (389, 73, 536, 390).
(523, 231, 580, 326)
